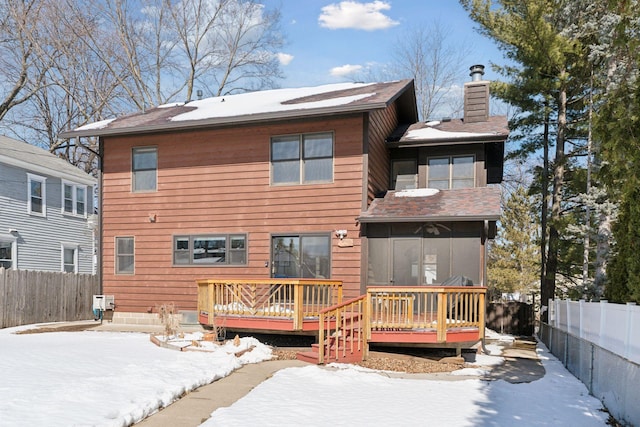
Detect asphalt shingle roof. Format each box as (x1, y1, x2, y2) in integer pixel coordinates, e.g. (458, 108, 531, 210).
(358, 186, 502, 223)
(0, 135, 95, 184)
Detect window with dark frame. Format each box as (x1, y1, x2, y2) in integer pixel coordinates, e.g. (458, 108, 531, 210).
(173, 234, 247, 266)
(115, 237, 134, 274)
(427, 155, 474, 189)
(271, 234, 331, 279)
(132, 147, 157, 192)
(271, 132, 333, 185)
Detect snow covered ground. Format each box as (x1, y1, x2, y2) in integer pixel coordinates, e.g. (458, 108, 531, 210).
(0, 324, 609, 427)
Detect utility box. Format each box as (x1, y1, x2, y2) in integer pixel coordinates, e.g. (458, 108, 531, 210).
(93, 295, 115, 311)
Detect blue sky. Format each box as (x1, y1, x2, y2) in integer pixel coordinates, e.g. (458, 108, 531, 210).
(262, 0, 504, 88)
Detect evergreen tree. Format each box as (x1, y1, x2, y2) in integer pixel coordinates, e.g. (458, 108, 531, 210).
(461, 0, 592, 317)
(593, 0, 640, 302)
(488, 186, 540, 300)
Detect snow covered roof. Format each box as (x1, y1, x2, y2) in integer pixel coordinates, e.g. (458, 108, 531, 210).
(0, 135, 96, 185)
(390, 115, 509, 147)
(61, 80, 417, 138)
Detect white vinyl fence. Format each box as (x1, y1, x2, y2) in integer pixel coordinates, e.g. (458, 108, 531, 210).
(549, 299, 640, 364)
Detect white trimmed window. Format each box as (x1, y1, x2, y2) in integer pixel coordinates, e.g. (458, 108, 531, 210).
(132, 147, 157, 192)
(27, 173, 47, 216)
(0, 238, 16, 270)
(427, 155, 475, 189)
(115, 237, 134, 274)
(62, 182, 87, 216)
(61, 244, 78, 273)
(271, 132, 333, 185)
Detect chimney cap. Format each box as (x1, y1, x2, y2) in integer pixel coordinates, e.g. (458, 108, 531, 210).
(469, 64, 485, 81)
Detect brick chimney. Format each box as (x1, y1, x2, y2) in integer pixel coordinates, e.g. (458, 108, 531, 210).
(463, 65, 489, 123)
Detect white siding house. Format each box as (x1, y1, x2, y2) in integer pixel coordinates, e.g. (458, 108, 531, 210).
(0, 135, 96, 274)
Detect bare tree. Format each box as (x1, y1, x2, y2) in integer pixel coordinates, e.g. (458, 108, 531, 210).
(208, 0, 284, 96)
(0, 0, 45, 123)
(391, 22, 473, 121)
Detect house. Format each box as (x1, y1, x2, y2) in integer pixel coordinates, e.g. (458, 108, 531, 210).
(60, 65, 507, 340)
(0, 135, 97, 273)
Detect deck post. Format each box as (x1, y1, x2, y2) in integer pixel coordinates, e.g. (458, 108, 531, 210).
(207, 282, 215, 325)
(437, 291, 447, 342)
(363, 295, 370, 360)
(293, 283, 303, 330)
(318, 312, 325, 364)
(478, 292, 486, 340)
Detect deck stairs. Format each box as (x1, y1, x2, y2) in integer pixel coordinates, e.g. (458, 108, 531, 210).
(296, 324, 364, 364)
(296, 296, 367, 364)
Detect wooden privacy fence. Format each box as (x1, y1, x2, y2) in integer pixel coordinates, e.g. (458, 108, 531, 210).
(0, 269, 99, 328)
(486, 301, 534, 336)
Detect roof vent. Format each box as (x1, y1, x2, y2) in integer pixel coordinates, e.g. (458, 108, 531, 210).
(441, 117, 451, 122)
(469, 64, 485, 82)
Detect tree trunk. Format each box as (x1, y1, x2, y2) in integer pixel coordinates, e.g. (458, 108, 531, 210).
(540, 106, 550, 320)
(542, 82, 567, 322)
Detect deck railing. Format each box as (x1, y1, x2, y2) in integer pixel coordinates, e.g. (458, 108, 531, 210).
(197, 278, 343, 330)
(318, 295, 367, 364)
(366, 286, 486, 342)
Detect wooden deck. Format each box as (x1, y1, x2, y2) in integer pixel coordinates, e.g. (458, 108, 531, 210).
(197, 279, 486, 363)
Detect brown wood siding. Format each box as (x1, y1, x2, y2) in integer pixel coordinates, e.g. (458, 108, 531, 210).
(101, 115, 368, 312)
(366, 103, 398, 204)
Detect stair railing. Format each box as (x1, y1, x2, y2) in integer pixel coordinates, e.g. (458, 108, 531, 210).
(318, 295, 368, 364)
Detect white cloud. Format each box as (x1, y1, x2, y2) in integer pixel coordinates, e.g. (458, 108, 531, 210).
(277, 53, 294, 66)
(330, 64, 363, 77)
(319, 1, 399, 31)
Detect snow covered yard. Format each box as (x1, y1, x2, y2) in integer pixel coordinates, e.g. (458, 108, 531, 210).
(0, 324, 610, 427)
(0, 325, 271, 427)
(204, 344, 610, 427)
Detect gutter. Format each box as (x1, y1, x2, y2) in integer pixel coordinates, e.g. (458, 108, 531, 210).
(357, 214, 501, 223)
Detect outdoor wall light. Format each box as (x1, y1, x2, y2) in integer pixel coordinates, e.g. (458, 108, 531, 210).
(335, 229, 348, 240)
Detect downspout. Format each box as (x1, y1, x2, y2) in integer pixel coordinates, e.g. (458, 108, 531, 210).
(98, 136, 104, 295)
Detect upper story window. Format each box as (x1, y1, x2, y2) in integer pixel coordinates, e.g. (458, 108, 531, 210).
(271, 132, 333, 185)
(391, 159, 418, 190)
(132, 147, 157, 192)
(27, 173, 46, 216)
(173, 234, 247, 266)
(115, 236, 134, 274)
(63, 182, 87, 216)
(427, 155, 475, 189)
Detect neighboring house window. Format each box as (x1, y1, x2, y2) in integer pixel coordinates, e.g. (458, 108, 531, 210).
(27, 173, 47, 216)
(0, 239, 15, 269)
(173, 234, 247, 266)
(427, 156, 474, 189)
(61, 244, 78, 273)
(271, 234, 330, 279)
(132, 147, 157, 192)
(271, 132, 333, 185)
(62, 182, 87, 216)
(115, 237, 134, 274)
